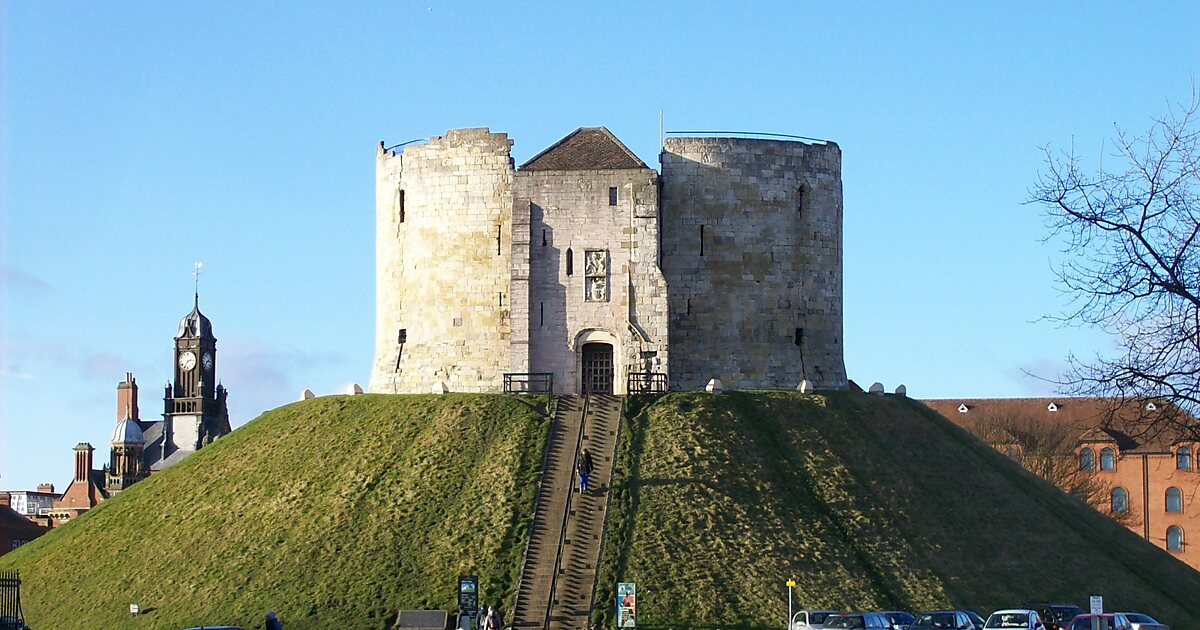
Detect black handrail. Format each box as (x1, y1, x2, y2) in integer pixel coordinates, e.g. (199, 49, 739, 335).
(510, 395, 560, 626)
(586, 395, 625, 626)
(543, 394, 591, 630)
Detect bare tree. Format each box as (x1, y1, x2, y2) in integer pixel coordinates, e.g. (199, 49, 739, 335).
(1029, 86, 1200, 441)
(967, 413, 1132, 524)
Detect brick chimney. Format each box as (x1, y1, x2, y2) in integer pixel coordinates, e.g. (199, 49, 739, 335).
(73, 443, 94, 482)
(37, 483, 55, 494)
(117, 372, 139, 422)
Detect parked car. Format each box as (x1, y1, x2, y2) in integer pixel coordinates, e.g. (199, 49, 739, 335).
(985, 609, 1046, 629)
(792, 610, 842, 630)
(1023, 603, 1085, 630)
(1116, 612, 1168, 630)
(825, 612, 896, 629)
(912, 610, 978, 629)
(1065, 614, 1133, 630)
(883, 611, 916, 630)
(965, 611, 987, 630)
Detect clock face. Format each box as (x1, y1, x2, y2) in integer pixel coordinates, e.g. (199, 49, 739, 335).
(202, 352, 213, 371)
(178, 351, 197, 371)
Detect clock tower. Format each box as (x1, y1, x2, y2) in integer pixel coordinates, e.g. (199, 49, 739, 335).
(162, 291, 231, 460)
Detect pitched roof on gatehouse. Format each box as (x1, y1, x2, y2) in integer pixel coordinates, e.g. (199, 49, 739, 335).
(520, 127, 648, 171)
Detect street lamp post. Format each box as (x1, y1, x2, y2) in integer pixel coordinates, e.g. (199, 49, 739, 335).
(786, 579, 796, 629)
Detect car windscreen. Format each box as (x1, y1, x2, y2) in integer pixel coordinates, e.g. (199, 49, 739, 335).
(1123, 614, 1153, 623)
(986, 613, 1030, 628)
(811, 613, 837, 624)
(826, 616, 867, 629)
(914, 613, 958, 628)
(1052, 608, 1084, 622)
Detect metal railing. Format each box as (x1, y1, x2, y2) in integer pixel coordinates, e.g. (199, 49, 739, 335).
(543, 394, 591, 630)
(504, 373, 554, 395)
(627, 372, 668, 395)
(587, 394, 625, 627)
(665, 129, 831, 144)
(510, 394, 565, 628)
(0, 571, 24, 625)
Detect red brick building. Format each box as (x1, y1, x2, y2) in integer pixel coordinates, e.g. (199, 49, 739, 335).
(924, 398, 1200, 572)
(0, 494, 47, 556)
(48, 442, 110, 525)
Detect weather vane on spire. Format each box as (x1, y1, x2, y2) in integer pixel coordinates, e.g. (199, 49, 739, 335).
(193, 261, 203, 306)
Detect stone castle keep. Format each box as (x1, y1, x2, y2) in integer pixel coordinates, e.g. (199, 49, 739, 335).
(369, 127, 847, 395)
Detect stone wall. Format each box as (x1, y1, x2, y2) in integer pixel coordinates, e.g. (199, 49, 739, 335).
(660, 137, 847, 390)
(512, 168, 669, 394)
(369, 129, 515, 393)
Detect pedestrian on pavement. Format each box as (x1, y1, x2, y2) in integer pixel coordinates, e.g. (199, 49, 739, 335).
(578, 447, 594, 493)
(265, 610, 282, 630)
(484, 606, 500, 630)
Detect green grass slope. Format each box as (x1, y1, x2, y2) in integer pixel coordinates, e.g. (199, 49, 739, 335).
(597, 391, 1200, 629)
(0, 394, 548, 630)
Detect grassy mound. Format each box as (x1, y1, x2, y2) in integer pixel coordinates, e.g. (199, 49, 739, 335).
(596, 391, 1200, 629)
(0, 394, 548, 629)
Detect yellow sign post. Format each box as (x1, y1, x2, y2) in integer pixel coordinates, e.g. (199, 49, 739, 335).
(785, 579, 797, 629)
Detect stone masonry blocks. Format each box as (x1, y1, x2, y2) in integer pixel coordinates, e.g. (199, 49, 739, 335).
(372, 128, 847, 395)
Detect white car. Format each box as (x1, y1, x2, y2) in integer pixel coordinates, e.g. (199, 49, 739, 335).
(792, 610, 841, 630)
(985, 609, 1046, 630)
(1115, 613, 1168, 630)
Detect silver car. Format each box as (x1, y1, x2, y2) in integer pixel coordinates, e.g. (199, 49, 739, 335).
(1115, 613, 1168, 630)
(792, 610, 841, 630)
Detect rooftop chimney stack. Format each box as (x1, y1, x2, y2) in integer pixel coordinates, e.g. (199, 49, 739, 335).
(117, 372, 139, 422)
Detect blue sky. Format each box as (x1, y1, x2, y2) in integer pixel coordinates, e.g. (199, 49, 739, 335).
(2, 2, 1198, 492)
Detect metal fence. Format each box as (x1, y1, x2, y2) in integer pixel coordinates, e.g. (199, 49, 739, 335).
(0, 571, 24, 627)
(627, 372, 668, 394)
(503, 373, 554, 395)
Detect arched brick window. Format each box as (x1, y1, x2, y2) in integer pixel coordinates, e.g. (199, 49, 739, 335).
(1079, 448, 1095, 471)
(1100, 447, 1115, 471)
(1111, 487, 1128, 513)
(1178, 447, 1192, 470)
(1167, 525, 1184, 551)
(1166, 487, 1183, 513)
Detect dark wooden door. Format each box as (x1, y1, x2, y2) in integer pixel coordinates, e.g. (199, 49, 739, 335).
(582, 343, 614, 394)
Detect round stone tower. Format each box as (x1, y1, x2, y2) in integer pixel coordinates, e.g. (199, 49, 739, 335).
(660, 136, 847, 391)
(369, 128, 516, 393)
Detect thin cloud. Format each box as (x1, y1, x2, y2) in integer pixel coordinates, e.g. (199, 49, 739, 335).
(1016, 358, 1066, 396)
(1, 263, 51, 295)
(217, 336, 345, 424)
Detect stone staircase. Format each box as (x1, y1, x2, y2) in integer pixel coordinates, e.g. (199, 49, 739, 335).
(511, 394, 623, 630)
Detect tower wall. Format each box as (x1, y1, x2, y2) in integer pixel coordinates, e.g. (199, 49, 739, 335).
(513, 168, 668, 394)
(370, 129, 516, 393)
(660, 137, 847, 391)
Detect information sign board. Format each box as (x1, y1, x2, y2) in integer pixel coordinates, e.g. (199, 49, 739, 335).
(459, 575, 479, 616)
(617, 582, 637, 628)
(1090, 595, 1103, 614)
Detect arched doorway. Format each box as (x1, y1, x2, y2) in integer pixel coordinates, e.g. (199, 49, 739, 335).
(581, 343, 614, 394)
